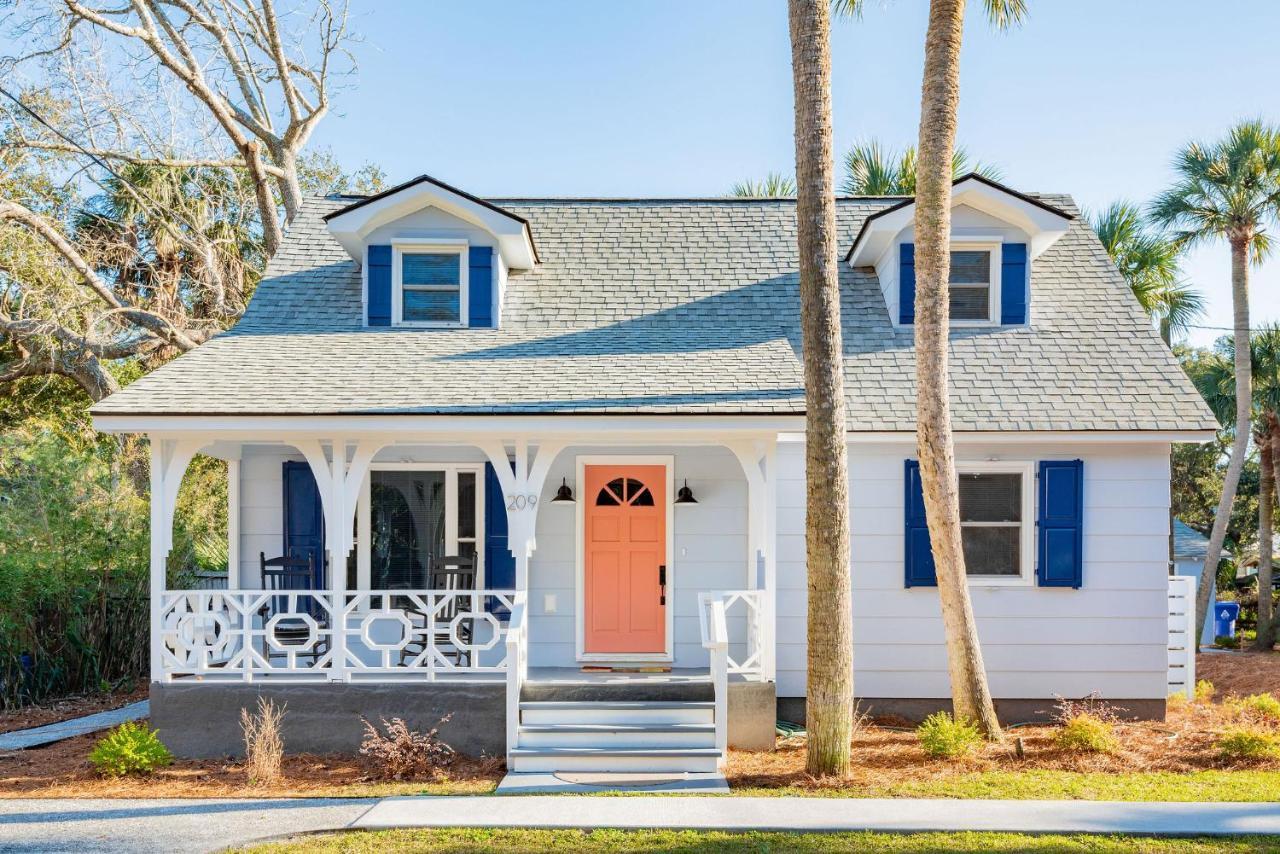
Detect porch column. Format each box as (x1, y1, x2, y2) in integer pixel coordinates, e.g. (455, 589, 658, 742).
(226, 456, 241, 589)
(148, 436, 205, 683)
(729, 436, 779, 683)
(296, 437, 385, 681)
(479, 438, 566, 590)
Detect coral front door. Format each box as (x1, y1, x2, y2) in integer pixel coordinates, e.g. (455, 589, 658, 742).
(583, 464, 668, 656)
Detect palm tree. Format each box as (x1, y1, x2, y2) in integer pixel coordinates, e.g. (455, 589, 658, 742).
(841, 139, 1002, 196)
(789, 0, 854, 776)
(730, 173, 796, 198)
(1190, 329, 1280, 649)
(1151, 120, 1280, 645)
(909, 0, 1025, 740)
(1090, 201, 1205, 344)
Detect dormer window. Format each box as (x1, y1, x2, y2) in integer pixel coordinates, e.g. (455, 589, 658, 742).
(392, 240, 468, 327)
(948, 247, 996, 323)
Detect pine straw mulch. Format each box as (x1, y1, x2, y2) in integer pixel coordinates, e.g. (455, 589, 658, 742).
(1196, 650, 1280, 697)
(725, 696, 1279, 793)
(0, 728, 504, 798)
(0, 685, 149, 735)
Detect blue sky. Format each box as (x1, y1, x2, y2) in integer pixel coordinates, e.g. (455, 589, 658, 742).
(313, 0, 1280, 348)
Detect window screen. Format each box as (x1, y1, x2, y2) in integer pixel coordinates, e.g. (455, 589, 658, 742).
(401, 252, 461, 323)
(959, 472, 1021, 576)
(948, 250, 991, 321)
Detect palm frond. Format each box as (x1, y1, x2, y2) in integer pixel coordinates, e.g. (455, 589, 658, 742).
(730, 173, 796, 198)
(983, 0, 1027, 30)
(830, 0, 864, 19)
(841, 139, 1002, 196)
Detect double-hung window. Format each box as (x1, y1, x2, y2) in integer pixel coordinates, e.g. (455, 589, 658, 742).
(948, 249, 994, 322)
(393, 241, 468, 326)
(957, 461, 1034, 584)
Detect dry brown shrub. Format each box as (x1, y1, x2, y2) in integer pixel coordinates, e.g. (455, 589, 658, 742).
(240, 697, 285, 785)
(359, 715, 455, 781)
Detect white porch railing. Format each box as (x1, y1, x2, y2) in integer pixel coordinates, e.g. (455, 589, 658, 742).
(159, 588, 520, 682)
(1168, 575, 1196, 700)
(698, 589, 765, 767)
(699, 589, 766, 678)
(505, 595, 529, 763)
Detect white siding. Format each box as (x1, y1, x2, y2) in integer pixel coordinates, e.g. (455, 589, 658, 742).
(775, 439, 1172, 701)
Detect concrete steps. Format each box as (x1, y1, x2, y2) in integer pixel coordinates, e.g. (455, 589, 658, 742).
(510, 698, 722, 773)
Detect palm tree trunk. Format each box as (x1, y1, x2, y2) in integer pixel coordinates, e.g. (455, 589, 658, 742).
(1197, 234, 1253, 648)
(788, 0, 854, 777)
(1255, 423, 1273, 651)
(1259, 414, 1280, 649)
(914, 0, 1002, 739)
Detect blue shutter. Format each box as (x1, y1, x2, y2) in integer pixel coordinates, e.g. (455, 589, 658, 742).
(904, 460, 937, 587)
(468, 246, 494, 328)
(484, 462, 515, 612)
(1037, 460, 1084, 588)
(367, 244, 392, 327)
(282, 461, 326, 588)
(1000, 242, 1028, 325)
(899, 243, 916, 325)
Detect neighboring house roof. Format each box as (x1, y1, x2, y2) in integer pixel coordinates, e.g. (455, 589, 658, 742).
(91, 191, 1219, 430)
(1173, 519, 1231, 562)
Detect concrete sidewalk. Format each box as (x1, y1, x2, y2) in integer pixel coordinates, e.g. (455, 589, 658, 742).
(2, 795, 1278, 852)
(0, 797, 375, 853)
(357, 795, 1280, 837)
(0, 702, 149, 751)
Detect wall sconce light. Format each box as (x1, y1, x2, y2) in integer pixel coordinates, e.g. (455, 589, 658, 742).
(550, 477, 575, 504)
(673, 479, 698, 505)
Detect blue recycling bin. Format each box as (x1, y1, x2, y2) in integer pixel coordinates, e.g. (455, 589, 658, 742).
(1214, 601, 1240, 639)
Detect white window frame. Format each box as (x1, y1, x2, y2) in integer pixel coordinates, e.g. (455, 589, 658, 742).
(956, 459, 1035, 586)
(355, 463, 485, 591)
(391, 238, 469, 328)
(947, 240, 1002, 327)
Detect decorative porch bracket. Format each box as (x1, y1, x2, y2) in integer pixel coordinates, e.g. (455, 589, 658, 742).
(478, 438, 566, 589)
(727, 438, 778, 682)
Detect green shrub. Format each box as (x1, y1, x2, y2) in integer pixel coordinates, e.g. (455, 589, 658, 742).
(1215, 634, 1242, 650)
(1216, 727, 1280, 762)
(1230, 693, 1280, 723)
(916, 712, 983, 759)
(1053, 713, 1118, 753)
(1195, 680, 1216, 702)
(89, 722, 173, 776)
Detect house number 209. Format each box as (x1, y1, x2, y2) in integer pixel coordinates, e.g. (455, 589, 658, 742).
(507, 494, 538, 511)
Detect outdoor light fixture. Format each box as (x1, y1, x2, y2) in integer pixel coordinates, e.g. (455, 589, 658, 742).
(673, 479, 698, 505)
(550, 478, 575, 504)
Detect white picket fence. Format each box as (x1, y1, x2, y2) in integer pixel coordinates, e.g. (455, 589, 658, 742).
(1167, 575, 1196, 700)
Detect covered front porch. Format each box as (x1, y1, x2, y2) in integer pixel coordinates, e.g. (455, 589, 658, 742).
(114, 415, 788, 757)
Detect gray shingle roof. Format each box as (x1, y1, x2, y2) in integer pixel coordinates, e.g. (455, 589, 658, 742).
(91, 193, 1217, 430)
(1174, 519, 1230, 561)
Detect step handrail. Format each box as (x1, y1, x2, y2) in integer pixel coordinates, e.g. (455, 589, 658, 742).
(505, 592, 529, 762)
(698, 594, 729, 764)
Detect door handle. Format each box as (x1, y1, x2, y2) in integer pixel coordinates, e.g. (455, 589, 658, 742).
(659, 564, 667, 605)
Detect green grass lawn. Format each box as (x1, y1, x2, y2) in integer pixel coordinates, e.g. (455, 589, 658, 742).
(729, 769, 1280, 801)
(245, 829, 1280, 853)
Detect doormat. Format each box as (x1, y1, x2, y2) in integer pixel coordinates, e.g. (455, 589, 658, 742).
(580, 665, 672, 673)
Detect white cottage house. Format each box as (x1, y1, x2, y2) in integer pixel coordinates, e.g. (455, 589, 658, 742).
(91, 173, 1216, 774)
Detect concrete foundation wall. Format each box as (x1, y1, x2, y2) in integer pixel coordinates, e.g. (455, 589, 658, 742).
(776, 696, 1166, 726)
(151, 682, 506, 759)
